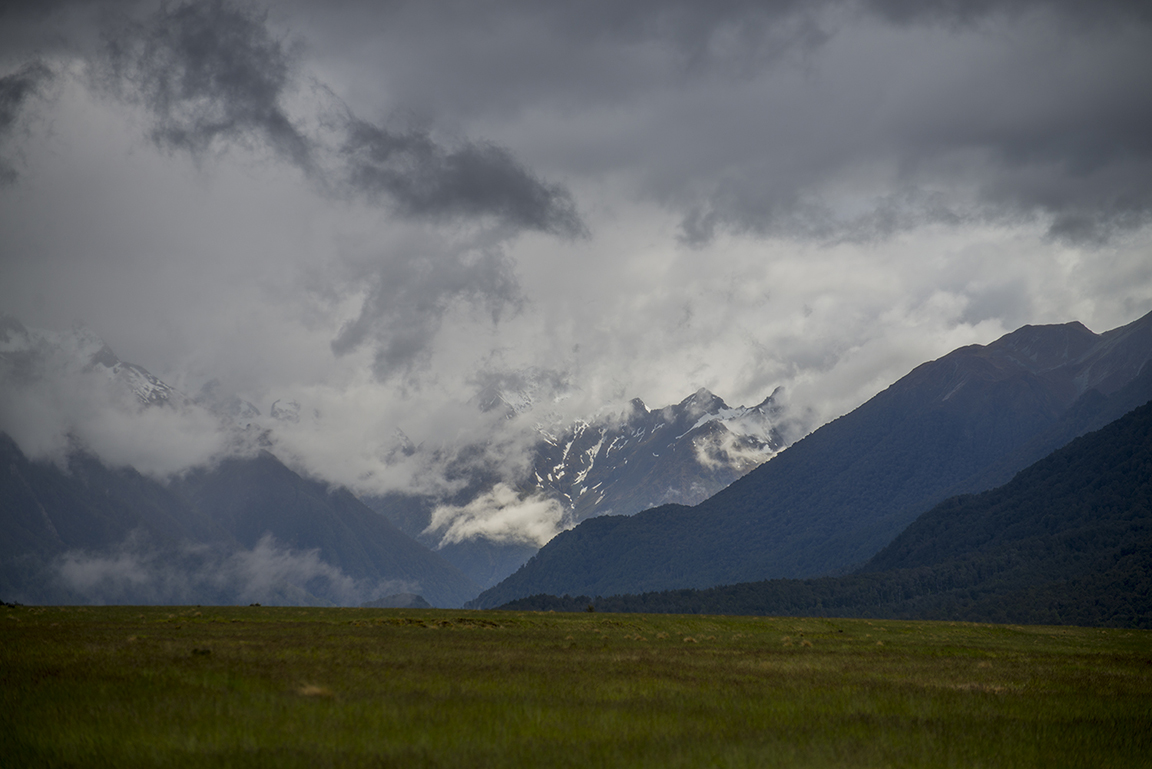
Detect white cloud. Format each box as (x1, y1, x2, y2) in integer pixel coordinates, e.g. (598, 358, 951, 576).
(426, 484, 570, 548)
(0, 324, 235, 477)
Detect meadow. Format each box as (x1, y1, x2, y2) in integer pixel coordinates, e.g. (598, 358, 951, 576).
(2, 604, 1150, 768)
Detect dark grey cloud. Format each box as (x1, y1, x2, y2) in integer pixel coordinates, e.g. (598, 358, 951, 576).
(288, 0, 833, 120)
(666, 6, 1152, 247)
(679, 161, 1152, 249)
(2, 0, 1151, 526)
(288, 1, 1151, 248)
(516, 0, 829, 74)
(291, 0, 1147, 117)
(0, 60, 53, 183)
(341, 118, 585, 238)
(978, 87, 1152, 243)
(97, 0, 313, 167)
(861, 0, 1152, 26)
(678, 187, 971, 247)
(91, 0, 586, 239)
(331, 245, 524, 382)
(83, 0, 586, 385)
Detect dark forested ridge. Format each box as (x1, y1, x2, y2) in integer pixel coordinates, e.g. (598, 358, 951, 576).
(473, 311, 1152, 608)
(0, 442, 479, 607)
(501, 397, 1152, 628)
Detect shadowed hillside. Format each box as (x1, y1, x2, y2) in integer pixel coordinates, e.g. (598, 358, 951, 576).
(0, 443, 479, 607)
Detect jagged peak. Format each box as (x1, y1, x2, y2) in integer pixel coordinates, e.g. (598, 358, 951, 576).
(89, 342, 120, 369)
(678, 387, 728, 415)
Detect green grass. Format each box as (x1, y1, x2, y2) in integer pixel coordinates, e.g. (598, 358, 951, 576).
(2, 605, 1150, 767)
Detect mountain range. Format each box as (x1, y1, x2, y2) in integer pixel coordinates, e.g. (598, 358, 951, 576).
(0, 316, 479, 607)
(526, 387, 792, 520)
(502, 393, 1152, 628)
(0, 436, 481, 607)
(4, 309, 1151, 620)
(0, 315, 794, 604)
(469, 310, 1152, 608)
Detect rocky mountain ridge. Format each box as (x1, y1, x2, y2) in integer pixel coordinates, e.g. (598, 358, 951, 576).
(527, 386, 794, 523)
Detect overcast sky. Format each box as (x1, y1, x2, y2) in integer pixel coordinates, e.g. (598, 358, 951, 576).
(2, 0, 1151, 497)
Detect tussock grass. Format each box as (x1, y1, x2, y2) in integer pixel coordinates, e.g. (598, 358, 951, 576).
(2, 605, 1150, 767)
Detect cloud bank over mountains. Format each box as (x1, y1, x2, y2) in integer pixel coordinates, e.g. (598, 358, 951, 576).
(55, 532, 401, 608)
(1, 0, 1151, 541)
(0, 317, 235, 477)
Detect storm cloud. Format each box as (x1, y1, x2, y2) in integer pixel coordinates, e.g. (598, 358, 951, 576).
(97, 0, 312, 167)
(1, 0, 1151, 547)
(649, 3, 1152, 246)
(341, 119, 585, 237)
(303, 0, 1152, 246)
(0, 60, 53, 182)
(93, 0, 585, 238)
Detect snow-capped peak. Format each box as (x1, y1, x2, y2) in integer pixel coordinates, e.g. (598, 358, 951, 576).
(0, 316, 185, 409)
(521, 385, 799, 527)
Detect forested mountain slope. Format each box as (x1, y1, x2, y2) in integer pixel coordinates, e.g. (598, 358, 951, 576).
(472, 311, 1152, 607)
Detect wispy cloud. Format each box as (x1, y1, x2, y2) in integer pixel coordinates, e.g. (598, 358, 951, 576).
(54, 532, 416, 606)
(329, 241, 525, 381)
(426, 484, 570, 548)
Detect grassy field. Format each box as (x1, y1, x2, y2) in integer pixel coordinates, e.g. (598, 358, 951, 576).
(2, 605, 1150, 768)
